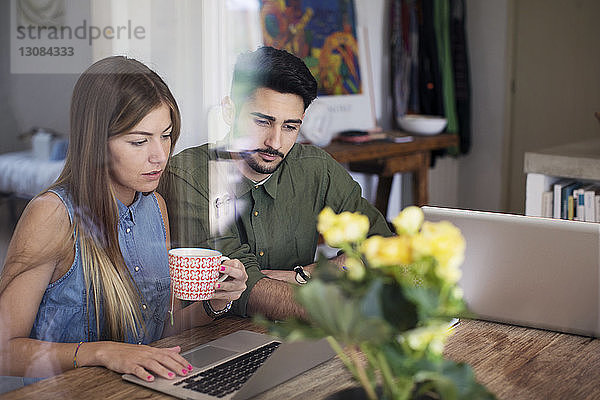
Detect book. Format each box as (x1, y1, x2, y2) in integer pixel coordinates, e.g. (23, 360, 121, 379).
(541, 191, 553, 218)
(572, 188, 584, 221)
(583, 184, 599, 222)
(561, 182, 582, 220)
(568, 195, 575, 220)
(553, 179, 574, 219)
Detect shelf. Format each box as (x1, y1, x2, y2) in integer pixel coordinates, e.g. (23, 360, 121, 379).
(524, 138, 600, 181)
(525, 139, 600, 217)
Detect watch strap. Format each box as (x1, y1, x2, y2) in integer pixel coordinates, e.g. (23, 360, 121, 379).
(203, 299, 232, 319)
(294, 265, 311, 284)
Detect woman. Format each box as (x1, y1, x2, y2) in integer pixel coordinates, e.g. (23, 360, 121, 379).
(0, 56, 247, 383)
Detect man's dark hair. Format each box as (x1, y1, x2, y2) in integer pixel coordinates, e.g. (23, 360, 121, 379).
(231, 46, 318, 111)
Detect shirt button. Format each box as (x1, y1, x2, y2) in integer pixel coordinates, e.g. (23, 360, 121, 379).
(142, 304, 147, 310)
(259, 251, 264, 256)
(254, 185, 259, 189)
(126, 228, 131, 233)
(254, 211, 259, 216)
(134, 266, 140, 272)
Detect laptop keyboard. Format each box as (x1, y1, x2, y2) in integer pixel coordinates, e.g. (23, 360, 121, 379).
(174, 341, 281, 398)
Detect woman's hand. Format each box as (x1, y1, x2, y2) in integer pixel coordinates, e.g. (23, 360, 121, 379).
(81, 341, 192, 382)
(209, 259, 247, 310)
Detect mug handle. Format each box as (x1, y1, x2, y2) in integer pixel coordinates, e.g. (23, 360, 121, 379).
(218, 255, 230, 282)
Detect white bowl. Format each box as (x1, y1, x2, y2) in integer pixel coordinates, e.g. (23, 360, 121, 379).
(397, 115, 447, 135)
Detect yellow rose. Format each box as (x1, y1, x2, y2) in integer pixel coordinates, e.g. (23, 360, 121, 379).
(318, 207, 370, 247)
(412, 221, 465, 284)
(392, 206, 424, 236)
(344, 257, 366, 281)
(362, 235, 412, 268)
(404, 323, 452, 356)
(317, 207, 337, 233)
(340, 211, 370, 242)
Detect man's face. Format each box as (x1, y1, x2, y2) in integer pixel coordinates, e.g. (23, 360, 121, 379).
(231, 87, 304, 181)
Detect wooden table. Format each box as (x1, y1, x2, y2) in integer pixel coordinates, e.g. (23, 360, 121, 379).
(444, 319, 600, 400)
(323, 133, 458, 217)
(4, 317, 600, 399)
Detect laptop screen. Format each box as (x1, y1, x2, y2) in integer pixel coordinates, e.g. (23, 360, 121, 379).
(423, 207, 600, 337)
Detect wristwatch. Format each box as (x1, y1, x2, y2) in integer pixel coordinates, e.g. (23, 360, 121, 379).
(294, 265, 311, 284)
(203, 300, 232, 319)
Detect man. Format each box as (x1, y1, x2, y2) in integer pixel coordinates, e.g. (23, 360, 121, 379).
(161, 46, 392, 320)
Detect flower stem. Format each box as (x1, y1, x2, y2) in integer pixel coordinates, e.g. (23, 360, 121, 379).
(326, 338, 377, 400)
(376, 349, 402, 399)
(326, 337, 358, 376)
(349, 345, 377, 400)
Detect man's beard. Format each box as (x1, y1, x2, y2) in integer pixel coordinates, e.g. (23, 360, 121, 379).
(240, 147, 285, 175)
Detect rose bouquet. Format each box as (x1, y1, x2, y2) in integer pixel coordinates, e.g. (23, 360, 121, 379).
(266, 206, 494, 400)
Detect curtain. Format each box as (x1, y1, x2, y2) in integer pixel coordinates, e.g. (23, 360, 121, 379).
(90, 0, 262, 153)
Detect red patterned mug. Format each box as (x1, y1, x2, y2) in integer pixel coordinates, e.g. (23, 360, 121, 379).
(168, 248, 229, 301)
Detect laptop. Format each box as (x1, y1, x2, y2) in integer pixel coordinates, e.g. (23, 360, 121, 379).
(422, 206, 600, 337)
(122, 330, 335, 399)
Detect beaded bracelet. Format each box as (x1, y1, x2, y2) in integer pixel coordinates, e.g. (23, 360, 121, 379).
(73, 341, 84, 369)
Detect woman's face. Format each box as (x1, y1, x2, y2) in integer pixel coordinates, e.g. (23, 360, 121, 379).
(107, 103, 172, 205)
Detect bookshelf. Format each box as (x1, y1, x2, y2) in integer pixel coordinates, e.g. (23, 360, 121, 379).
(524, 138, 600, 217)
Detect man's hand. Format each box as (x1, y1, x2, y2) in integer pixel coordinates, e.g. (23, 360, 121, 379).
(260, 255, 344, 285)
(261, 269, 297, 284)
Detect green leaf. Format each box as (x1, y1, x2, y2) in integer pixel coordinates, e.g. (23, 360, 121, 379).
(408, 360, 496, 400)
(436, 361, 496, 400)
(360, 278, 385, 318)
(381, 282, 419, 331)
(414, 371, 458, 400)
(295, 280, 391, 344)
(403, 286, 441, 320)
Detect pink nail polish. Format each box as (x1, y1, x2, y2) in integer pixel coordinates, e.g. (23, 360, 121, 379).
(217, 283, 221, 289)
(147, 375, 154, 381)
(182, 369, 188, 375)
(188, 364, 193, 371)
(220, 266, 226, 272)
(168, 372, 174, 378)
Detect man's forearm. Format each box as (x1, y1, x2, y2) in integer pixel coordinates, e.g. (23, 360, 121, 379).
(303, 254, 346, 274)
(245, 255, 346, 320)
(246, 278, 307, 321)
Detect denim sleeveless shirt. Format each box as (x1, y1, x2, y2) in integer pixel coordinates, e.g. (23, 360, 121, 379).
(30, 187, 171, 345)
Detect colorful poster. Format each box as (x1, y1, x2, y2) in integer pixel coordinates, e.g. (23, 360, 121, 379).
(259, 0, 362, 96)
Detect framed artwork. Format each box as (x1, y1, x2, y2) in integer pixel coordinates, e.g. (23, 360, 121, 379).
(258, 0, 376, 138)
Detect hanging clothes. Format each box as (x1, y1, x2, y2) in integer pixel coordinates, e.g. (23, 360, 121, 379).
(418, 0, 444, 117)
(434, 0, 459, 135)
(407, 0, 420, 114)
(450, 0, 472, 154)
(391, 0, 412, 120)
(390, 0, 471, 156)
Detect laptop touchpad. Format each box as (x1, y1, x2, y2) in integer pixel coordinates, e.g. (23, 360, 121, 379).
(186, 346, 238, 369)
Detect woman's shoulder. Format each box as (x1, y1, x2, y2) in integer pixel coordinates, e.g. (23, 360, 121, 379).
(3, 192, 73, 282)
(26, 192, 70, 225)
(15, 192, 72, 254)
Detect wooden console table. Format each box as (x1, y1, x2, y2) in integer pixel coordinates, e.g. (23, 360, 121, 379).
(4, 317, 600, 399)
(324, 133, 458, 217)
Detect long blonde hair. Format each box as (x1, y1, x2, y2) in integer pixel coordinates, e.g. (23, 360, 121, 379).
(50, 56, 181, 341)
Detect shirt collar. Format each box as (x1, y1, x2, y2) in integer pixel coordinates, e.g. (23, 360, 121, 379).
(216, 143, 298, 200)
(262, 170, 279, 199)
(116, 191, 143, 223)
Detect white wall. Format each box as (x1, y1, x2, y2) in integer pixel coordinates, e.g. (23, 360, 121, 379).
(0, 1, 85, 153)
(456, 0, 511, 212)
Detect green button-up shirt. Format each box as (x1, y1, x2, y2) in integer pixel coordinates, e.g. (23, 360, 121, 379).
(161, 142, 393, 316)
